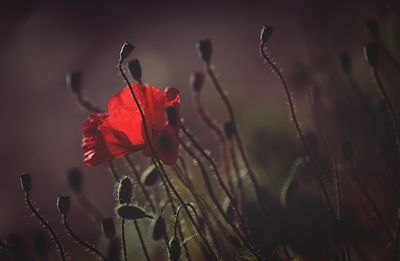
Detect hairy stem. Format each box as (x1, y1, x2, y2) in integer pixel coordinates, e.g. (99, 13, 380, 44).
(134, 220, 151, 261)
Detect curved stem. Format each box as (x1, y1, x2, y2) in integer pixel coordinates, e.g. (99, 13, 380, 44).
(204, 63, 262, 205)
(75, 91, 104, 114)
(134, 220, 151, 261)
(25, 193, 66, 261)
(62, 214, 108, 261)
(260, 43, 335, 217)
(108, 161, 120, 182)
(122, 218, 128, 261)
(118, 62, 217, 260)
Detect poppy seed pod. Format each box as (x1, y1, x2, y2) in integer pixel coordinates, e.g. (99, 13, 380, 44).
(363, 43, 379, 67)
(165, 107, 178, 128)
(190, 72, 205, 92)
(20, 173, 32, 193)
(197, 39, 212, 63)
(57, 196, 70, 215)
(141, 165, 160, 187)
(119, 42, 135, 62)
(101, 218, 116, 239)
(365, 20, 379, 40)
(341, 141, 354, 162)
(66, 168, 83, 193)
(117, 205, 153, 220)
(150, 215, 167, 240)
(128, 59, 142, 82)
(66, 72, 82, 93)
(224, 121, 236, 140)
(118, 177, 133, 205)
(168, 236, 181, 261)
(339, 51, 351, 75)
(260, 25, 274, 43)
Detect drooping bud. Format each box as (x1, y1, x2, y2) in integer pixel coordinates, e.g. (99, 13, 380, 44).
(101, 218, 116, 239)
(150, 214, 167, 240)
(365, 20, 379, 40)
(57, 196, 70, 215)
(339, 51, 351, 75)
(196, 39, 212, 63)
(165, 107, 178, 128)
(128, 59, 142, 82)
(33, 231, 50, 257)
(224, 121, 236, 140)
(118, 177, 133, 205)
(20, 173, 32, 193)
(119, 42, 135, 62)
(190, 72, 205, 92)
(223, 198, 235, 223)
(363, 43, 379, 67)
(141, 165, 160, 187)
(65, 168, 83, 193)
(168, 236, 181, 261)
(66, 72, 82, 93)
(117, 205, 153, 220)
(341, 141, 354, 162)
(260, 25, 274, 44)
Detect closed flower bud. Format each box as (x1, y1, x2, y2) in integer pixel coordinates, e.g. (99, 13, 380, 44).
(66, 168, 83, 193)
(223, 198, 235, 223)
(20, 173, 32, 193)
(128, 59, 142, 82)
(141, 165, 160, 187)
(197, 39, 212, 63)
(341, 141, 353, 162)
(365, 20, 379, 39)
(169, 236, 181, 261)
(224, 121, 236, 140)
(190, 72, 205, 92)
(363, 43, 379, 66)
(118, 177, 133, 204)
(339, 51, 351, 75)
(119, 42, 135, 62)
(57, 195, 70, 215)
(66, 72, 82, 93)
(150, 215, 167, 240)
(117, 205, 153, 220)
(101, 218, 116, 239)
(165, 107, 179, 128)
(260, 25, 274, 43)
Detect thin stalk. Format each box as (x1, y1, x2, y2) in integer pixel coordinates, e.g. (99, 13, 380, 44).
(134, 220, 151, 261)
(25, 193, 66, 261)
(62, 214, 108, 261)
(204, 63, 263, 205)
(260, 42, 335, 217)
(75, 91, 103, 114)
(122, 218, 128, 261)
(108, 161, 120, 182)
(75, 193, 104, 224)
(229, 140, 245, 205)
(118, 61, 217, 260)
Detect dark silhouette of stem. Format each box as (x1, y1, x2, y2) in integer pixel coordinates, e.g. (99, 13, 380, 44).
(134, 220, 151, 261)
(74, 91, 103, 114)
(25, 193, 66, 261)
(108, 161, 120, 182)
(122, 219, 128, 261)
(62, 214, 108, 261)
(76, 193, 104, 224)
(118, 61, 217, 260)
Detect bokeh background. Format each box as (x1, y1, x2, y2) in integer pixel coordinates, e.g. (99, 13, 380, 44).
(0, 0, 399, 260)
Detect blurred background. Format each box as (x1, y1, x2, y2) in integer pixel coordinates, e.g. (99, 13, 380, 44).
(0, 0, 399, 260)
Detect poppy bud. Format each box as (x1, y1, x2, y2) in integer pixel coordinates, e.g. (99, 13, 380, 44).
(168, 236, 181, 261)
(57, 195, 70, 215)
(190, 72, 205, 92)
(20, 173, 32, 193)
(66, 72, 82, 93)
(165, 107, 178, 128)
(223, 198, 235, 223)
(141, 165, 160, 187)
(363, 43, 379, 67)
(224, 121, 236, 140)
(117, 205, 153, 220)
(365, 20, 379, 40)
(341, 141, 353, 162)
(33, 231, 50, 257)
(197, 39, 212, 63)
(339, 51, 351, 75)
(118, 177, 133, 205)
(150, 215, 167, 240)
(101, 218, 116, 239)
(66, 168, 83, 192)
(119, 42, 135, 62)
(128, 59, 142, 82)
(260, 25, 274, 43)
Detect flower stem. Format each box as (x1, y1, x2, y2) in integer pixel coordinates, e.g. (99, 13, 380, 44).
(122, 218, 128, 261)
(25, 193, 66, 261)
(134, 220, 151, 261)
(108, 161, 120, 182)
(62, 214, 108, 261)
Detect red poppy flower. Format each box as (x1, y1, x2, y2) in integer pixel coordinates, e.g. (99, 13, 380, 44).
(82, 84, 181, 166)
